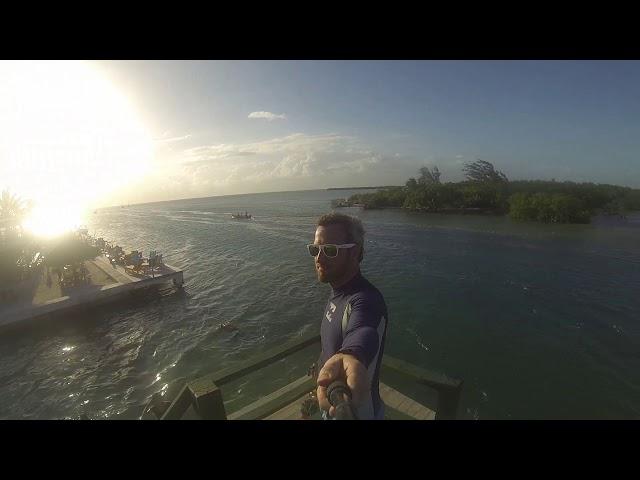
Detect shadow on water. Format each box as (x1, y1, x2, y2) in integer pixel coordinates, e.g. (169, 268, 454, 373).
(0, 286, 193, 420)
(0, 286, 190, 344)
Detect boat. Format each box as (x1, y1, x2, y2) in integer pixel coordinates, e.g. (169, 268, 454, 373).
(330, 199, 365, 208)
(231, 212, 252, 220)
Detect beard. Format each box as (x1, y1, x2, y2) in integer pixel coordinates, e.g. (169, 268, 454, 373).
(316, 267, 330, 283)
(316, 262, 346, 284)
(316, 268, 330, 283)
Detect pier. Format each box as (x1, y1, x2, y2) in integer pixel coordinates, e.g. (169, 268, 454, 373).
(0, 254, 183, 331)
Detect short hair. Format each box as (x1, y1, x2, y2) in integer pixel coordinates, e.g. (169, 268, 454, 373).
(316, 212, 365, 261)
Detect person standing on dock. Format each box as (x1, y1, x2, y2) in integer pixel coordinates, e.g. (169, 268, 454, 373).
(308, 213, 388, 420)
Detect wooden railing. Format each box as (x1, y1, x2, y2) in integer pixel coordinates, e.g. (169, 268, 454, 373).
(159, 332, 463, 420)
(380, 356, 463, 420)
(160, 332, 320, 420)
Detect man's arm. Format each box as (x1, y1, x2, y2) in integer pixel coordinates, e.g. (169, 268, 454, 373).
(337, 293, 385, 368)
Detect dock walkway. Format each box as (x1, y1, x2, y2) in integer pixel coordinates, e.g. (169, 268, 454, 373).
(0, 255, 184, 331)
(93, 255, 139, 283)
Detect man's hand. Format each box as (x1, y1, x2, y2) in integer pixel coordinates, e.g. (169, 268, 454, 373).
(316, 353, 370, 418)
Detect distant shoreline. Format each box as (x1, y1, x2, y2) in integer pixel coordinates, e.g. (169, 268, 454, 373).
(336, 204, 501, 215)
(98, 186, 396, 210)
(327, 186, 396, 190)
(98, 188, 340, 210)
(339, 204, 640, 225)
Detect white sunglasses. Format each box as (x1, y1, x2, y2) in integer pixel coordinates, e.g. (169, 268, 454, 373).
(306, 243, 356, 258)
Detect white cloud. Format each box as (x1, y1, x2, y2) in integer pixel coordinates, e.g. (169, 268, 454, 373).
(175, 133, 409, 194)
(104, 133, 445, 204)
(248, 111, 287, 121)
(157, 134, 192, 144)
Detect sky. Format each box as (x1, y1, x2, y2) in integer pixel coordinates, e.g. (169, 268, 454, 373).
(2, 60, 640, 210)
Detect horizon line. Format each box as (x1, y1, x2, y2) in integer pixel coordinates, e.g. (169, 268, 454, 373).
(97, 177, 640, 210)
(97, 186, 385, 210)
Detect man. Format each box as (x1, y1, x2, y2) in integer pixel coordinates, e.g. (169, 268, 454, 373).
(308, 212, 389, 420)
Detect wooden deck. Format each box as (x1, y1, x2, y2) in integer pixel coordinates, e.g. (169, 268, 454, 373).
(226, 376, 436, 420)
(0, 255, 184, 330)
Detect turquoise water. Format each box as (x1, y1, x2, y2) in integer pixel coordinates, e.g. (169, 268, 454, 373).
(1, 189, 639, 419)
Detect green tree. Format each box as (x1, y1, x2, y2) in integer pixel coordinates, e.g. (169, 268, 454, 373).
(509, 192, 590, 224)
(0, 244, 24, 284)
(349, 187, 407, 209)
(509, 193, 536, 221)
(405, 178, 418, 189)
(418, 166, 441, 185)
(462, 159, 508, 183)
(346, 167, 640, 223)
(459, 183, 494, 208)
(422, 184, 446, 211)
(1, 190, 32, 232)
(45, 234, 100, 268)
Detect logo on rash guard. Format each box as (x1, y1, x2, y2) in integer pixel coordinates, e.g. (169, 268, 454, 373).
(325, 302, 337, 322)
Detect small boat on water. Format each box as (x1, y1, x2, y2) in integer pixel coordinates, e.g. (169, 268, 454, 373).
(330, 199, 365, 208)
(231, 212, 252, 220)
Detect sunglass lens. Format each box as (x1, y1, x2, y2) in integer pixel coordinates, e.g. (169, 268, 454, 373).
(308, 245, 320, 257)
(324, 245, 338, 257)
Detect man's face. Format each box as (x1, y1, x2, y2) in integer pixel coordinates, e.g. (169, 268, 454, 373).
(312, 224, 356, 284)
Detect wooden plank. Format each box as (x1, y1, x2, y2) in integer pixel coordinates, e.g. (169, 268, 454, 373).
(384, 406, 416, 420)
(265, 399, 306, 420)
(415, 408, 435, 421)
(387, 395, 409, 413)
(405, 400, 427, 419)
(229, 380, 434, 421)
(161, 385, 193, 420)
(379, 383, 409, 411)
(379, 382, 435, 420)
(382, 355, 462, 419)
(228, 376, 315, 420)
(382, 355, 462, 390)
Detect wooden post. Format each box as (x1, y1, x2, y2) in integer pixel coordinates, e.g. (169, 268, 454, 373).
(188, 376, 227, 420)
(434, 387, 462, 420)
(161, 385, 193, 420)
(161, 377, 227, 420)
(381, 355, 463, 420)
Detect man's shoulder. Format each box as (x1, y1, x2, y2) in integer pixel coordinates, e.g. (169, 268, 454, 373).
(358, 274, 385, 297)
(349, 277, 387, 310)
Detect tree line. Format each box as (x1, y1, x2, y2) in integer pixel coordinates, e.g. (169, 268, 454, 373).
(346, 160, 640, 224)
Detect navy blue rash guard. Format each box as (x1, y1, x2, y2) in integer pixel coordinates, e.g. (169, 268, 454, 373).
(319, 271, 389, 419)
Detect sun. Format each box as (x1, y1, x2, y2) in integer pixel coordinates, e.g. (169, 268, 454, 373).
(0, 60, 153, 238)
(21, 204, 84, 238)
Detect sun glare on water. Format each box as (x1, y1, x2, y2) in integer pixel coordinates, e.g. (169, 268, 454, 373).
(0, 60, 153, 238)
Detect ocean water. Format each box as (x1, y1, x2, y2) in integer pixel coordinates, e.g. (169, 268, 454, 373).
(1, 189, 639, 419)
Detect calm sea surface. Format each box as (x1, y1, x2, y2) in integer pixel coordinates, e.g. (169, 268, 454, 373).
(1, 189, 639, 419)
